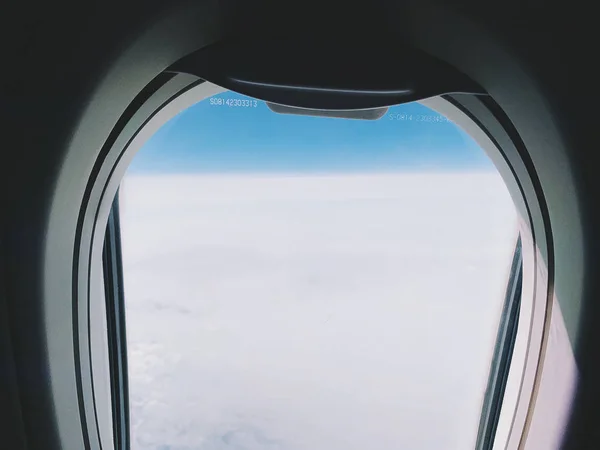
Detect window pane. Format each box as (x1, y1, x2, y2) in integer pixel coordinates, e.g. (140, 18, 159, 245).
(120, 90, 518, 450)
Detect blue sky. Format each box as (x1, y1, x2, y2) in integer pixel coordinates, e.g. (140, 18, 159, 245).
(129, 90, 494, 174)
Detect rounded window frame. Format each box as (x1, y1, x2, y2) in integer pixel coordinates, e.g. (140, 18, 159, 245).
(76, 76, 553, 450)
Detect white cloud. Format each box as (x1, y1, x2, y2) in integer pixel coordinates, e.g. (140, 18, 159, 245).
(120, 173, 517, 450)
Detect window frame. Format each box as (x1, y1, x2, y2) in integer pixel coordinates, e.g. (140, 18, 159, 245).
(101, 191, 129, 450)
(476, 236, 523, 450)
(77, 77, 551, 450)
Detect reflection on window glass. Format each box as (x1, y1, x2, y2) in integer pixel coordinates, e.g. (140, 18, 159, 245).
(120, 89, 518, 450)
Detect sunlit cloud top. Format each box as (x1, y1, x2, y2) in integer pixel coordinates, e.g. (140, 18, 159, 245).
(129, 90, 494, 174)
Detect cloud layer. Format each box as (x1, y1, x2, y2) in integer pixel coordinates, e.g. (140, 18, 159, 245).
(120, 173, 517, 450)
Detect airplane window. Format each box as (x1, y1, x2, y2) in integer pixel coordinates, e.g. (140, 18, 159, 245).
(117, 89, 519, 450)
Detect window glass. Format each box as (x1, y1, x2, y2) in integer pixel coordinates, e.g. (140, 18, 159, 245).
(120, 89, 518, 450)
